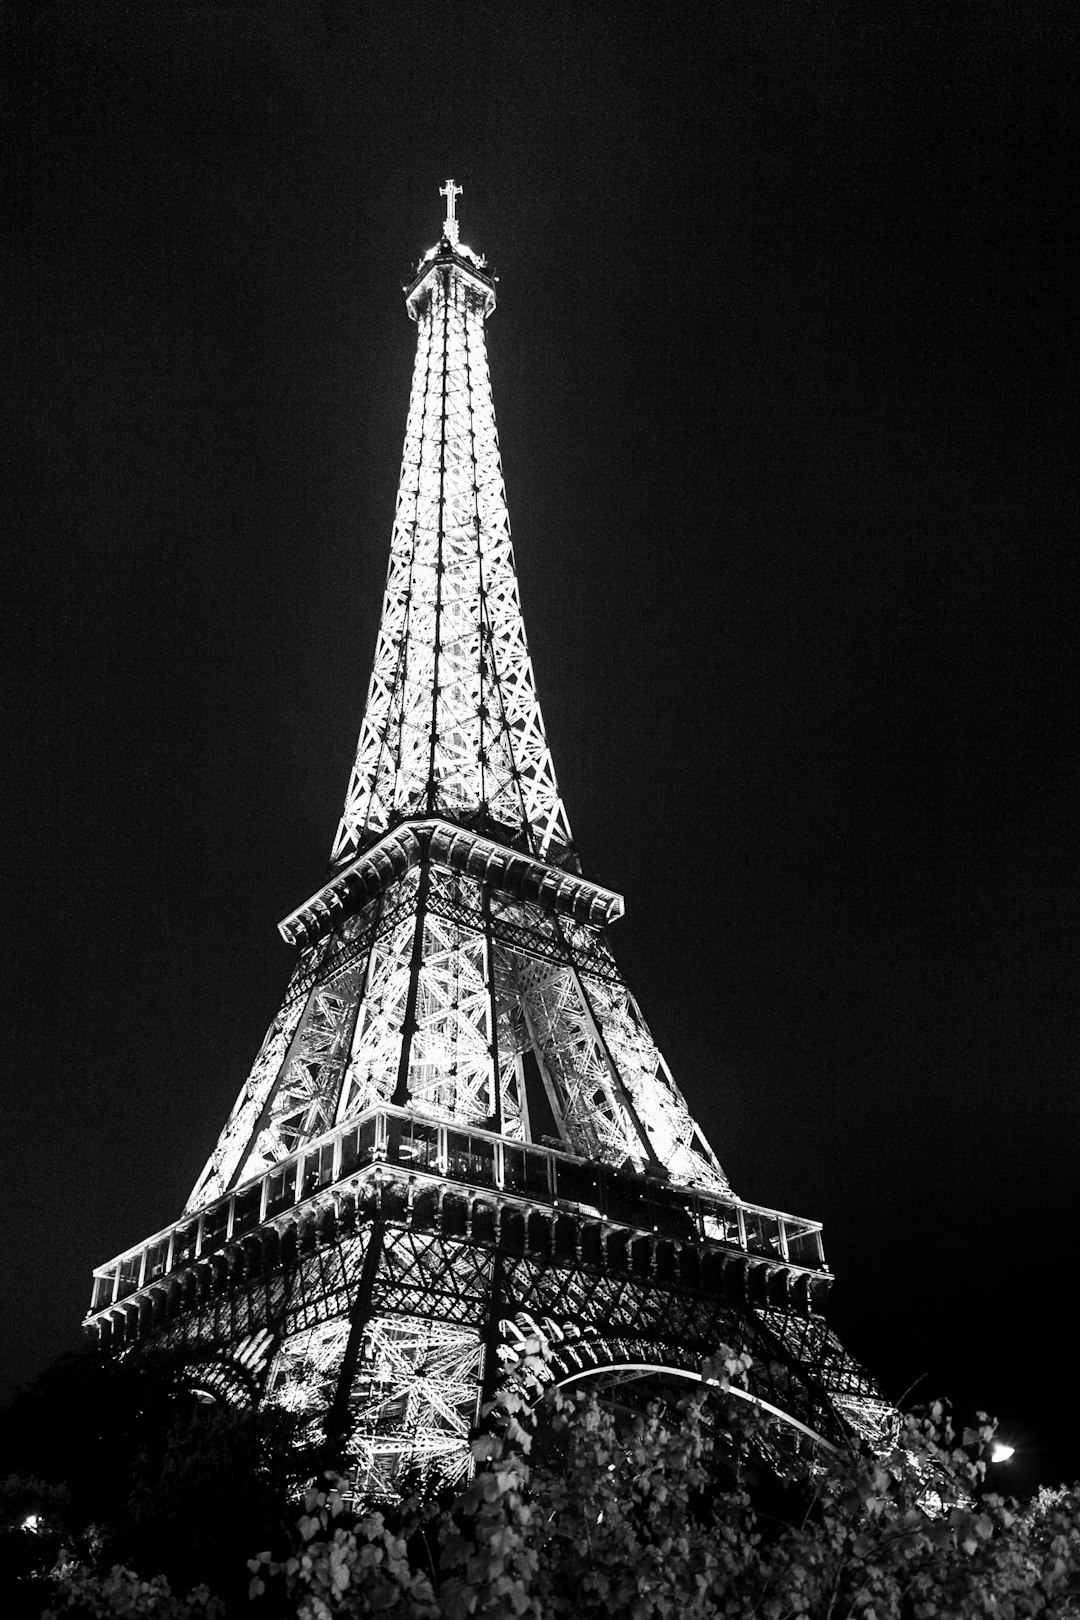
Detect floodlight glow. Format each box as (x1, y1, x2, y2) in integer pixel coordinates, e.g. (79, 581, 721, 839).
(990, 1441, 1015, 1463)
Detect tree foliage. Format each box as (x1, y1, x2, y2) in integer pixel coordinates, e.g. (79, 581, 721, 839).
(13, 1340, 1080, 1618)
(244, 1343, 1080, 1619)
(0, 1349, 306, 1617)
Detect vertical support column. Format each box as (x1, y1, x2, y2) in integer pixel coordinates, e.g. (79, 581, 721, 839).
(220, 931, 338, 1199)
(552, 916, 664, 1173)
(464, 281, 488, 819)
(324, 1218, 386, 1469)
(334, 891, 386, 1127)
(481, 887, 504, 1134)
(392, 850, 432, 1109)
(426, 270, 450, 814)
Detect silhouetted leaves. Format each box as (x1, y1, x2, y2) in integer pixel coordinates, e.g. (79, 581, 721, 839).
(11, 1341, 1080, 1616)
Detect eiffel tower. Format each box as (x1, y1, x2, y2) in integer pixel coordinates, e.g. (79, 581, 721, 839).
(86, 183, 888, 1495)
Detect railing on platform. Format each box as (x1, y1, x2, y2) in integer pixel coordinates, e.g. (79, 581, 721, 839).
(88, 1105, 827, 1315)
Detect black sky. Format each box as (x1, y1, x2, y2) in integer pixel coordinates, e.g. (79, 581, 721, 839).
(3, 1, 1077, 1489)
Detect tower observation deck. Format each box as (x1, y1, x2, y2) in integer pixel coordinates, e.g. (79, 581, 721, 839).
(85, 185, 888, 1495)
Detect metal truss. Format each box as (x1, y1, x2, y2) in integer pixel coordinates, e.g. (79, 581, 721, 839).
(330, 219, 573, 872)
(186, 905, 381, 1210)
(185, 853, 729, 1210)
(89, 187, 890, 1496)
(90, 1158, 877, 1492)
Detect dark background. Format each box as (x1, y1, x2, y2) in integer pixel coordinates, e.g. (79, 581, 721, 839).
(3, 2, 1077, 1491)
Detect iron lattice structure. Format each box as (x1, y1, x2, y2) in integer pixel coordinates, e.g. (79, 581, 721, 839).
(87, 186, 888, 1494)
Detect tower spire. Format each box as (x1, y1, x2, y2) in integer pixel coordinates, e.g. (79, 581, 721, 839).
(330, 185, 574, 871)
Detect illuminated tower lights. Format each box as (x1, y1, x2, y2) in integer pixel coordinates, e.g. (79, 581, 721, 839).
(87, 184, 889, 1495)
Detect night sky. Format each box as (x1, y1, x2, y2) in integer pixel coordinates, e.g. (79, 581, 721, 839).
(4, 3, 1077, 1490)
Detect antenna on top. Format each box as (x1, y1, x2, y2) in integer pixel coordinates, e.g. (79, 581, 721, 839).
(440, 177, 462, 247)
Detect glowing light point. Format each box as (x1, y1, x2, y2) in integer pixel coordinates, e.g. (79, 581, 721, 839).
(991, 1441, 1015, 1463)
(440, 177, 462, 247)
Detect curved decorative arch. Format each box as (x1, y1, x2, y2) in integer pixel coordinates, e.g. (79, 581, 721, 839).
(551, 1360, 838, 1454)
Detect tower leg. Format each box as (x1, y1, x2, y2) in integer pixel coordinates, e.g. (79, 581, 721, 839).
(324, 1218, 385, 1468)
